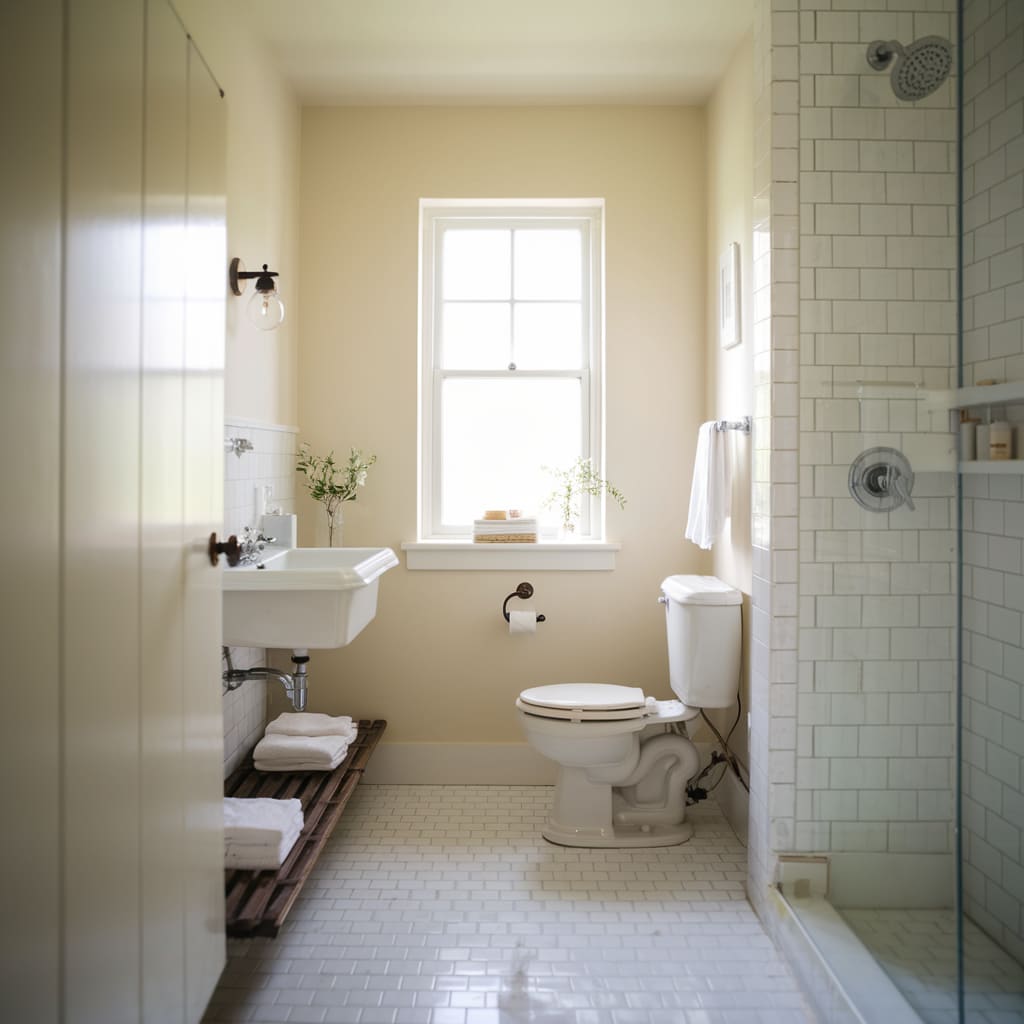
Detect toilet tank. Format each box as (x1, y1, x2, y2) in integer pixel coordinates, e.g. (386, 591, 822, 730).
(660, 575, 742, 709)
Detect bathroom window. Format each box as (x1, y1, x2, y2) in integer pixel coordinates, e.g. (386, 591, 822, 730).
(418, 200, 604, 540)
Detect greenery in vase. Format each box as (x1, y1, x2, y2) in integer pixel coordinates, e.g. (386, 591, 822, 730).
(295, 442, 377, 546)
(542, 456, 626, 533)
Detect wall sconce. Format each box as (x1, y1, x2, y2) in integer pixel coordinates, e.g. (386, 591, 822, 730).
(229, 257, 285, 332)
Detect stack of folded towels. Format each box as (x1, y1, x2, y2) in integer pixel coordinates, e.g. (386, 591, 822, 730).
(223, 796, 304, 870)
(472, 516, 538, 543)
(252, 712, 358, 772)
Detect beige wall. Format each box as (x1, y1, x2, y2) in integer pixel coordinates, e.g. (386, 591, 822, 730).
(172, 1, 300, 426)
(296, 106, 708, 743)
(706, 36, 755, 773)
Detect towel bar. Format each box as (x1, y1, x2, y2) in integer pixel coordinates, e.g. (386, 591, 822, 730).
(714, 416, 752, 434)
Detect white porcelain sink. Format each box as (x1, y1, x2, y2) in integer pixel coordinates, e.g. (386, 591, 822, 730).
(222, 546, 399, 649)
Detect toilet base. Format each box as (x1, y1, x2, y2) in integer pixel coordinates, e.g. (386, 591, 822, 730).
(541, 820, 694, 848)
(541, 752, 697, 849)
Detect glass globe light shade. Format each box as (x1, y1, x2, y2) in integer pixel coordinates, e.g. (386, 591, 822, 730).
(247, 287, 285, 331)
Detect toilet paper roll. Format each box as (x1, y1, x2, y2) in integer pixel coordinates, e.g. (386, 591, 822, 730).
(508, 609, 537, 634)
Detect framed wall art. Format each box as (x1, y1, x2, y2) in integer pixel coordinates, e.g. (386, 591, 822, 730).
(719, 242, 741, 350)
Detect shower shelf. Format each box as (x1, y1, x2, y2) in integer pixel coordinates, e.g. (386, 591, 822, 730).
(953, 381, 1024, 409)
(959, 461, 1024, 475)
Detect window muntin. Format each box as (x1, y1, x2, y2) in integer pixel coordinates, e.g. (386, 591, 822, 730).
(420, 203, 603, 539)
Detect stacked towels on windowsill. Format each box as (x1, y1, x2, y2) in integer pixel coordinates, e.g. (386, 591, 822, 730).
(224, 796, 304, 870)
(472, 516, 538, 543)
(252, 712, 358, 772)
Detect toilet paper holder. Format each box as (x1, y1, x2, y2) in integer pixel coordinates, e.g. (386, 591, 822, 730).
(502, 582, 546, 623)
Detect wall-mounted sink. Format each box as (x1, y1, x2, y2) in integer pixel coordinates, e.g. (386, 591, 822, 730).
(222, 546, 399, 649)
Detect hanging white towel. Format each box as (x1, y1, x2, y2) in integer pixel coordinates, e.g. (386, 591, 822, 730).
(684, 421, 732, 550)
(265, 712, 357, 740)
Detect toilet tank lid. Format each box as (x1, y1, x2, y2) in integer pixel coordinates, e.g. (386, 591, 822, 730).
(660, 575, 742, 606)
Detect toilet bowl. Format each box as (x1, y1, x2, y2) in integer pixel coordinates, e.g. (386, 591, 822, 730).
(517, 683, 701, 847)
(516, 576, 742, 848)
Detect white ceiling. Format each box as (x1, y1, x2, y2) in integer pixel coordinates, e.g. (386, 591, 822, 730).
(238, 0, 755, 106)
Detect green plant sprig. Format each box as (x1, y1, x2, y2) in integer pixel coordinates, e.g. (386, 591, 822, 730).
(542, 456, 626, 530)
(296, 443, 377, 545)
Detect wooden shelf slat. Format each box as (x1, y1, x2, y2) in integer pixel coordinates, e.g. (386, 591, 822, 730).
(223, 718, 387, 938)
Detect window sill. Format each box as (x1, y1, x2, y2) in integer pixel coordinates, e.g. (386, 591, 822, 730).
(401, 540, 620, 571)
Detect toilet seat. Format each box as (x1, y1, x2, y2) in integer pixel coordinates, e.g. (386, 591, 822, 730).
(517, 682, 699, 726)
(517, 683, 649, 722)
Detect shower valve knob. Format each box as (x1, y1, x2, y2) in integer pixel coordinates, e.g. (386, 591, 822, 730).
(208, 532, 241, 567)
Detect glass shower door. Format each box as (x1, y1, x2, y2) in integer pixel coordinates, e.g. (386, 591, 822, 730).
(957, 0, 1024, 1019)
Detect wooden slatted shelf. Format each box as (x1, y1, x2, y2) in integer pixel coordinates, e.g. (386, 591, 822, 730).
(223, 718, 387, 938)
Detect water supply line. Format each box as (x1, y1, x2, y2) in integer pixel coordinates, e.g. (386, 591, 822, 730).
(221, 646, 309, 711)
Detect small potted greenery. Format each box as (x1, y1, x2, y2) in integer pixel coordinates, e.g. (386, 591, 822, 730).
(296, 442, 377, 547)
(543, 456, 626, 536)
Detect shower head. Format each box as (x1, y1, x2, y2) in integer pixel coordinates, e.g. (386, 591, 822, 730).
(866, 36, 952, 101)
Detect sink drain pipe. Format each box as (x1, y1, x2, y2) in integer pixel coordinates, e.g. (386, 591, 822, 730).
(222, 646, 309, 711)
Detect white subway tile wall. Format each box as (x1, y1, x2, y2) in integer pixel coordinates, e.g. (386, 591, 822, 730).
(752, 0, 960, 903)
(961, 0, 1024, 964)
(748, 0, 789, 914)
(222, 420, 299, 777)
(751, 0, 1024, 974)
(793, 0, 958, 862)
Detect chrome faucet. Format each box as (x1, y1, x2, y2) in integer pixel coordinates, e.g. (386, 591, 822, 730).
(224, 436, 254, 457)
(237, 526, 277, 565)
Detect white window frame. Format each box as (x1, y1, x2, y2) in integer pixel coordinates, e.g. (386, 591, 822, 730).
(416, 199, 607, 546)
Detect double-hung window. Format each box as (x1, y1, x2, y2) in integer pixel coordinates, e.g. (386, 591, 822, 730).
(419, 200, 604, 541)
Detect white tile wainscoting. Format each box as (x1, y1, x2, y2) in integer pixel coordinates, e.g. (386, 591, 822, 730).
(222, 418, 299, 776)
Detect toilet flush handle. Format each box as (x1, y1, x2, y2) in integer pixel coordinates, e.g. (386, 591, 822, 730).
(658, 595, 669, 605)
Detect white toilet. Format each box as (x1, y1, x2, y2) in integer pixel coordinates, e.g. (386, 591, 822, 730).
(516, 575, 742, 848)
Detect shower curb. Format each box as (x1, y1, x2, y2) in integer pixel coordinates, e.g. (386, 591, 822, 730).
(768, 886, 922, 1024)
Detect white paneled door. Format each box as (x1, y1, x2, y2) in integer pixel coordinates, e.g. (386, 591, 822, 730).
(182, 31, 228, 1023)
(2, 2, 227, 1022)
(0, 3, 63, 1021)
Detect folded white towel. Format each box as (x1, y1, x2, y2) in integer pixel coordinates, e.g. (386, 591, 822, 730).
(223, 797, 303, 845)
(254, 757, 347, 772)
(253, 732, 350, 768)
(265, 712, 357, 739)
(685, 420, 732, 550)
(225, 823, 302, 870)
(225, 824, 301, 853)
(472, 518, 537, 532)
